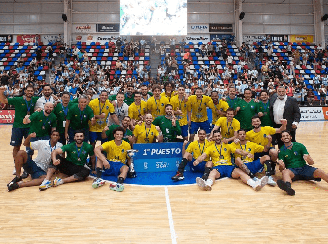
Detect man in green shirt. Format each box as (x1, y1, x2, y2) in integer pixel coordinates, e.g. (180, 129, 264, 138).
(101, 116, 134, 144)
(0, 85, 39, 159)
(153, 104, 181, 142)
(43, 130, 95, 188)
(237, 88, 258, 131)
(23, 102, 57, 140)
(65, 95, 95, 143)
(53, 91, 71, 145)
(226, 86, 242, 120)
(256, 90, 273, 127)
(277, 131, 328, 196)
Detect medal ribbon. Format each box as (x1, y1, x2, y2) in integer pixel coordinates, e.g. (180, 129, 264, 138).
(75, 143, 83, 161)
(198, 141, 206, 155)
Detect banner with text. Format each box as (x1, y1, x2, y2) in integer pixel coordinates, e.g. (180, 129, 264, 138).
(243, 35, 266, 43)
(133, 142, 183, 172)
(0, 110, 15, 123)
(185, 34, 210, 43)
(73, 24, 96, 33)
(97, 24, 120, 33)
(210, 34, 233, 42)
(300, 107, 324, 121)
(188, 24, 209, 34)
(16, 34, 41, 45)
(0, 35, 13, 43)
(209, 24, 233, 33)
(290, 35, 314, 44)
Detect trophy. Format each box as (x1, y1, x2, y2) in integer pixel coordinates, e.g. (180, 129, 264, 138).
(127, 149, 139, 178)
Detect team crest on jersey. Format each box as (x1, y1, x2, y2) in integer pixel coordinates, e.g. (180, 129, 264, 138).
(251, 105, 254, 109)
(122, 149, 125, 153)
(184, 104, 187, 107)
(248, 148, 251, 152)
(263, 134, 267, 138)
(294, 151, 298, 155)
(82, 150, 86, 154)
(151, 132, 153, 135)
(224, 148, 227, 151)
(106, 106, 109, 110)
(161, 103, 164, 106)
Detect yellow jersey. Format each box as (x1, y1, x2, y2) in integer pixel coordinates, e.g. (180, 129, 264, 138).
(211, 100, 229, 124)
(170, 95, 191, 126)
(88, 98, 115, 132)
(147, 96, 170, 118)
(128, 100, 147, 120)
(231, 141, 264, 162)
(188, 95, 215, 122)
(161, 91, 177, 101)
(186, 139, 214, 161)
(101, 140, 131, 164)
(133, 122, 159, 143)
(246, 126, 276, 146)
(204, 143, 236, 166)
(214, 117, 240, 139)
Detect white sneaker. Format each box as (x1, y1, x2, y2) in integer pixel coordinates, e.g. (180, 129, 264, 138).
(196, 177, 206, 190)
(39, 179, 52, 191)
(204, 184, 212, 191)
(12, 168, 16, 175)
(53, 177, 64, 187)
(253, 177, 259, 181)
(267, 176, 277, 187)
(92, 178, 106, 189)
(253, 176, 268, 191)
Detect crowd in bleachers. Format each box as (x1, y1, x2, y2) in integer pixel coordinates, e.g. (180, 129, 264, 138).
(1, 37, 328, 106)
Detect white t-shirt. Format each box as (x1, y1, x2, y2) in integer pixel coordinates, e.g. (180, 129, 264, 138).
(30, 140, 63, 172)
(107, 101, 129, 126)
(35, 96, 56, 110)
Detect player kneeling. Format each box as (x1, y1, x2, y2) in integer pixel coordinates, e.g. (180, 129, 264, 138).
(194, 130, 268, 191)
(93, 127, 132, 192)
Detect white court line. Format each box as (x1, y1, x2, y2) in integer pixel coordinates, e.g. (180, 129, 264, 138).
(165, 186, 177, 244)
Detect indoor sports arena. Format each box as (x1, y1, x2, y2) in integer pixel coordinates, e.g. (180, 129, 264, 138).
(1, 0, 328, 243)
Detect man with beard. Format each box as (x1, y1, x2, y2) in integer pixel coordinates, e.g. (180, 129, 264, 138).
(65, 95, 96, 143)
(152, 104, 181, 142)
(7, 130, 63, 191)
(210, 90, 229, 129)
(161, 82, 176, 102)
(53, 91, 71, 145)
(110, 92, 129, 125)
(270, 86, 301, 148)
(188, 87, 215, 142)
(171, 129, 213, 181)
(92, 127, 132, 192)
(170, 85, 190, 141)
(102, 116, 134, 144)
(147, 85, 170, 119)
(0, 85, 39, 161)
(140, 85, 152, 101)
(44, 130, 94, 188)
(129, 92, 147, 126)
(23, 102, 57, 142)
(194, 130, 268, 191)
(277, 131, 328, 196)
(35, 84, 58, 110)
(226, 86, 242, 119)
(237, 88, 258, 131)
(133, 113, 163, 143)
(256, 90, 273, 127)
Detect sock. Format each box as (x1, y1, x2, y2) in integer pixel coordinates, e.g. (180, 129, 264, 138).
(264, 160, 273, 176)
(96, 167, 102, 178)
(117, 177, 125, 184)
(177, 158, 188, 173)
(202, 167, 212, 180)
(247, 178, 256, 188)
(206, 179, 213, 186)
(285, 181, 292, 188)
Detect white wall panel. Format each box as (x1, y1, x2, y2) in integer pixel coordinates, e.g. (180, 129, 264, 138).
(0, 3, 14, 13)
(0, 15, 14, 23)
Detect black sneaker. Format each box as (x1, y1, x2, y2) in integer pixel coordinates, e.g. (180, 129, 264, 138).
(171, 172, 184, 181)
(7, 182, 19, 192)
(314, 178, 321, 182)
(277, 180, 295, 196)
(21, 171, 30, 179)
(127, 168, 137, 178)
(7, 176, 22, 187)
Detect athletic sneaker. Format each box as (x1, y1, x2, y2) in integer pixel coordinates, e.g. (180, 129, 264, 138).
(267, 176, 277, 187)
(277, 180, 295, 196)
(253, 176, 268, 191)
(21, 171, 29, 179)
(7, 175, 22, 187)
(53, 177, 64, 187)
(204, 184, 212, 191)
(109, 182, 124, 192)
(92, 178, 106, 189)
(171, 172, 185, 181)
(39, 179, 52, 191)
(252, 177, 259, 181)
(196, 177, 206, 190)
(7, 182, 19, 192)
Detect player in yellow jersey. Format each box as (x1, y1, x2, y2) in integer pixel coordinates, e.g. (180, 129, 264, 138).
(171, 129, 213, 181)
(188, 87, 215, 142)
(133, 113, 163, 143)
(232, 129, 277, 186)
(88, 90, 119, 147)
(128, 92, 147, 126)
(170, 85, 191, 141)
(147, 85, 170, 118)
(93, 127, 131, 192)
(210, 91, 229, 129)
(160, 82, 176, 101)
(194, 130, 268, 191)
(211, 108, 240, 143)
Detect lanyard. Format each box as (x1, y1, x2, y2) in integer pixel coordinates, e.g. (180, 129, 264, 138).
(49, 140, 56, 153)
(136, 104, 142, 115)
(214, 144, 223, 158)
(75, 143, 83, 160)
(98, 99, 106, 115)
(227, 97, 237, 108)
(198, 141, 206, 154)
(43, 113, 50, 128)
(61, 102, 68, 117)
(116, 103, 124, 117)
(79, 108, 84, 124)
(261, 101, 269, 111)
(198, 97, 203, 109)
(239, 142, 247, 151)
(226, 119, 233, 135)
(145, 125, 151, 139)
(25, 99, 32, 114)
(154, 98, 160, 112)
